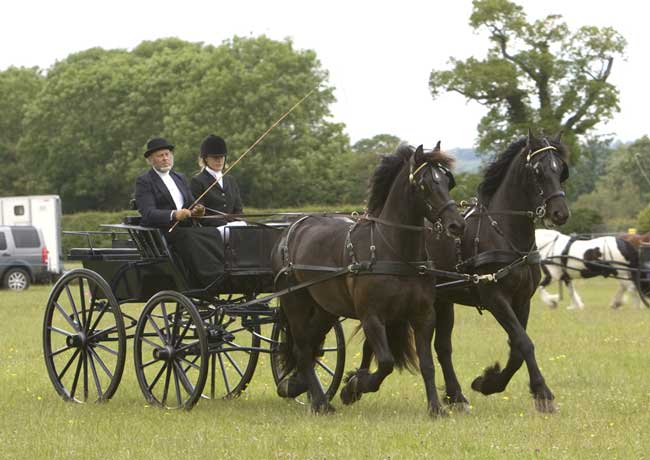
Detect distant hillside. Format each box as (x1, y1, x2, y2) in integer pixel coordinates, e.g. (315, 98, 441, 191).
(449, 147, 482, 173)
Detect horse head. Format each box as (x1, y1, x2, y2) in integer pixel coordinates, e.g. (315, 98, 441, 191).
(408, 142, 465, 238)
(524, 129, 571, 226)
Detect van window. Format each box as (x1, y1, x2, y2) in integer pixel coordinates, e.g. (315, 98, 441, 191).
(0, 232, 6, 250)
(11, 227, 40, 248)
(14, 205, 25, 216)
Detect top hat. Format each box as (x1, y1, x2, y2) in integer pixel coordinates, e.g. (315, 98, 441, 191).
(144, 137, 174, 157)
(200, 135, 227, 157)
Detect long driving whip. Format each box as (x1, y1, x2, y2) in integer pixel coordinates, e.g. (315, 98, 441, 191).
(169, 87, 316, 232)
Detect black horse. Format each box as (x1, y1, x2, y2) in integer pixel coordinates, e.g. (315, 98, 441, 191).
(271, 143, 465, 415)
(353, 131, 570, 413)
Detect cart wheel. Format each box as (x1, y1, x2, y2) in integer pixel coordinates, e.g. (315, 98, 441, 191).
(134, 291, 208, 410)
(42, 269, 126, 403)
(270, 317, 346, 402)
(202, 307, 260, 400)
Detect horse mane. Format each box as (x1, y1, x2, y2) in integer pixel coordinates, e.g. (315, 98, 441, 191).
(366, 143, 455, 216)
(478, 138, 527, 202)
(478, 136, 569, 202)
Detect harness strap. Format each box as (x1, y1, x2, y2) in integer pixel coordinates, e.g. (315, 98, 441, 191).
(361, 215, 431, 232)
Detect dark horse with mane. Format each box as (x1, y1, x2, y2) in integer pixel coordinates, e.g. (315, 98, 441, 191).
(271, 143, 465, 415)
(350, 131, 570, 413)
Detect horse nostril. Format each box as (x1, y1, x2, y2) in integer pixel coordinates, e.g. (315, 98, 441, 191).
(448, 221, 465, 236)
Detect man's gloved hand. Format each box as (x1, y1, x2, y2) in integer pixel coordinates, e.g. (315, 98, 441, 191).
(191, 204, 206, 217)
(174, 209, 192, 221)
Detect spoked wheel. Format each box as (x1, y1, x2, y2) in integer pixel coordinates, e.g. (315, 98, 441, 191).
(42, 269, 126, 403)
(133, 291, 208, 410)
(270, 317, 346, 402)
(202, 306, 260, 400)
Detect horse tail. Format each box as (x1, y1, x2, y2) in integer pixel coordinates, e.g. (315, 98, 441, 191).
(386, 320, 418, 373)
(274, 308, 297, 378)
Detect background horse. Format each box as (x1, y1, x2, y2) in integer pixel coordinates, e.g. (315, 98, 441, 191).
(360, 131, 569, 414)
(536, 229, 640, 309)
(271, 143, 464, 415)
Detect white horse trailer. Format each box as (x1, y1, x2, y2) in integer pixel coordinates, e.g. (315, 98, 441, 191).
(0, 195, 63, 276)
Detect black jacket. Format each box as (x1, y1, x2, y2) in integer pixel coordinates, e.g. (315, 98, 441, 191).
(135, 169, 194, 228)
(190, 169, 243, 219)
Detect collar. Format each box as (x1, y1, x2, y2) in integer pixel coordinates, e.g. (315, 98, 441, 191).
(205, 166, 223, 181)
(153, 168, 172, 179)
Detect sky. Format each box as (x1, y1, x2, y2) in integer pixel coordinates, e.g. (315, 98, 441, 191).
(2, 0, 647, 149)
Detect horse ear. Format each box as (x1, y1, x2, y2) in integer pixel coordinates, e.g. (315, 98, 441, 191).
(527, 128, 534, 147)
(414, 144, 424, 163)
(433, 141, 441, 152)
(554, 130, 563, 143)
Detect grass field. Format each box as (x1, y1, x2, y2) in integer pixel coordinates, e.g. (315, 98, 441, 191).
(1, 277, 649, 460)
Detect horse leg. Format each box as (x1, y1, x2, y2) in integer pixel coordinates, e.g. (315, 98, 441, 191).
(471, 297, 555, 413)
(340, 338, 373, 405)
(566, 280, 584, 310)
(412, 310, 446, 417)
(280, 293, 335, 414)
(538, 265, 559, 308)
(340, 315, 393, 404)
(610, 281, 627, 309)
(433, 299, 469, 410)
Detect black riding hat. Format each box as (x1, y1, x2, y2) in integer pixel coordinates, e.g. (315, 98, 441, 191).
(144, 137, 174, 158)
(200, 135, 227, 157)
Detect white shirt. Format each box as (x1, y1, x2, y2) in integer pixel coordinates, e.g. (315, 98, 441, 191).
(154, 169, 184, 221)
(205, 166, 224, 188)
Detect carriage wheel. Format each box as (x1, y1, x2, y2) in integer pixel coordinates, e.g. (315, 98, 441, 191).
(201, 307, 261, 400)
(133, 291, 208, 410)
(43, 269, 126, 403)
(270, 317, 346, 402)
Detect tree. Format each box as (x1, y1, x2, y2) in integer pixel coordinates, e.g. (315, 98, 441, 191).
(429, 0, 626, 157)
(0, 66, 44, 195)
(351, 134, 403, 157)
(15, 37, 350, 212)
(565, 136, 613, 201)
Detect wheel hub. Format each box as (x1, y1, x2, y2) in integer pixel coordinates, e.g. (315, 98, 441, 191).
(66, 332, 87, 348)
(153, 345, 176, 362)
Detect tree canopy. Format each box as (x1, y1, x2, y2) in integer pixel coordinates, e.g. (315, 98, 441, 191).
(10, 36, 350, 212)
(429, 0, 626, 157)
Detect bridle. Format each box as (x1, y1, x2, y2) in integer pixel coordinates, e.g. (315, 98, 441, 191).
(409, 160, 457, 233)
(525, 143, 569, 220)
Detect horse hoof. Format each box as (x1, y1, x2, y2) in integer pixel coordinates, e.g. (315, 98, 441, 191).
(550, 300, 558, 309)
(312, 402, 336, 414)
(428, 404, 449, 418)
(534, 398, 556, 413)
(444, 393, 470, 412)
(277, 373, 308, 398)
(340, 377, 362, 405)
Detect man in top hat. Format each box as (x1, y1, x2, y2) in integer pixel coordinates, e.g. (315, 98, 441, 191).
(134, 137, 229, 288)
(135, 137, 205, 227)
(191, 135, 243, 226)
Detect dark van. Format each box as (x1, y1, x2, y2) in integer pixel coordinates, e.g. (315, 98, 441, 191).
(0, 225, 49, 291)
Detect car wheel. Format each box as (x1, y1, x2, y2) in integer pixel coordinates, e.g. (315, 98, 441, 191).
(5, 268, 30, 291)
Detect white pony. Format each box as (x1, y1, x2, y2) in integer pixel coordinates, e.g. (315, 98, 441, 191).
(535, 229, 640, 309)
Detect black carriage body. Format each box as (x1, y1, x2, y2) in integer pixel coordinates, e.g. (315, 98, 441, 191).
(68, 223, 285, 302)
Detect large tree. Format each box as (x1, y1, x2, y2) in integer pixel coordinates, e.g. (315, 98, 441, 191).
(429, 0, 626, 157)
(0, 66, 44, 195)
(15, 37, 349, 212)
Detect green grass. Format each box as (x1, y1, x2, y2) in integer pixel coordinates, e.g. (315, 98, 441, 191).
(1, 278, 649, 459)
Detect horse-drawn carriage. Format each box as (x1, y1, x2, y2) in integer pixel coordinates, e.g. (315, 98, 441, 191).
(536, 229, 650, 310)
(42, 217, 346, 409)
(42, 133, 573, 416)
